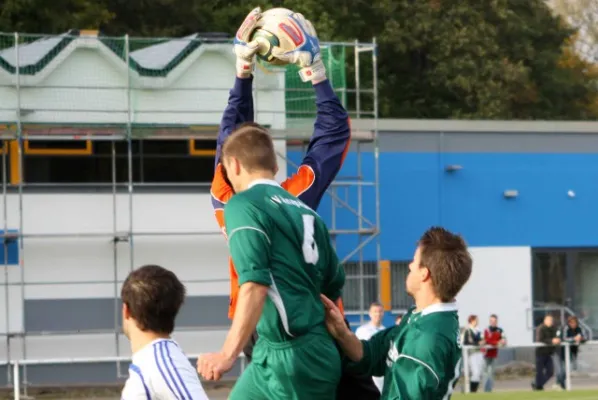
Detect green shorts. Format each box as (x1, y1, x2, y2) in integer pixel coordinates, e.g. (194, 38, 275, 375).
(230, 331, 342, 400)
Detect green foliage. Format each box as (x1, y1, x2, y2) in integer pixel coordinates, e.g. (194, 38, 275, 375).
(0, 0, 114, 33)
(1, 0, 597, 119)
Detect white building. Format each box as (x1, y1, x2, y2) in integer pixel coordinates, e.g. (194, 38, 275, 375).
(0, 30, 289, 384)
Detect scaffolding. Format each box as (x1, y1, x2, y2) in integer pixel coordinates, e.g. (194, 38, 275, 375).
(0, 32, 379, 392)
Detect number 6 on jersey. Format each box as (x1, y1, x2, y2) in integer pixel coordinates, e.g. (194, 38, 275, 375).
(301, 214, 319, 264)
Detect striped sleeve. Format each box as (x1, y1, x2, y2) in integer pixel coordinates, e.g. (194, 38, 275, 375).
(121, 364, 151, 400)
(149, 341, 209, 400)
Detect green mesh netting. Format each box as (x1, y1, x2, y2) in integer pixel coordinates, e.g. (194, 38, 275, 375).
(260, 44, 347, 122)
(285, 45, 347, 119)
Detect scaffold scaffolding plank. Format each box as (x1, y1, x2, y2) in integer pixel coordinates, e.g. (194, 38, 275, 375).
(0, 125, 375, 141)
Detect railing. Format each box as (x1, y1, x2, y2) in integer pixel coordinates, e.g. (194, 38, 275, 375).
(531, 303, 594, 341)
(461, 340, 598, 394)
(7, 341, 598, 397)
(7, 353, 247, 400)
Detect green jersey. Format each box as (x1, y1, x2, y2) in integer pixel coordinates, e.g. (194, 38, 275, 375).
(348, 303, 462, 400)
(224, 179, 345, 342)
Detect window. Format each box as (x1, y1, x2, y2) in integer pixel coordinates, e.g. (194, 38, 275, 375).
(390, 261, 413, 309)
(532, 251, 566, 305)
(343, 261, 379, 311)
(19, 139, 217, 185)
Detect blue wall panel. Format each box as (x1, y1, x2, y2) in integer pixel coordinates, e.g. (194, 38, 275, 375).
(0, 229, 19, 266)
(287, 151, 598, 261)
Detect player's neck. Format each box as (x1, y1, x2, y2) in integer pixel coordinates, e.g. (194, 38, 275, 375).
(242, 172, 277, 190)
(129, 330, 170, 355)
(413, 291, 443, 313)
(369, 321, 382, 328)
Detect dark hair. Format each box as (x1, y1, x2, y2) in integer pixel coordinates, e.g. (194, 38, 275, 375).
(490, 314, 498, 319)
(222, 122, 277, 174)
(468, 314, 478, 323)
(418, 227, 472, 302)
(121, 265, 186, 334)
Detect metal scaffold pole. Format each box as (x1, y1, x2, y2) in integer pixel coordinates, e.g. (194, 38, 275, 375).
(372, 37, 382, 308)
(353, 40, 364, 325)
(1, 34, 14, 382)
(3, 134, 10, 389)
(111, 137, 121, 380)
(341, 40, 380, 323)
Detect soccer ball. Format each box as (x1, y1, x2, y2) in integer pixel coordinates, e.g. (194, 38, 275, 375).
(250, 8, 301, 66)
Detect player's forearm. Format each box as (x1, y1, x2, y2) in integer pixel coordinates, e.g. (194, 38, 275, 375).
(215, 76, 254, 162)
(221, 282, 268, 360)
(313, 79, 345, 113)
(336, 329, 365, 362)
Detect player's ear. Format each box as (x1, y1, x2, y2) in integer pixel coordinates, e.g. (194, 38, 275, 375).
(419, 265, 431, 282)
(233, 157, 243, 175)
(122, 302, 130, 319)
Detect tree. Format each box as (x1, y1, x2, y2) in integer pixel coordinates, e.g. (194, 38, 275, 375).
(2, 0, 597, 119)
(0, 0, 114, 34)
(550, 0, 598, 62)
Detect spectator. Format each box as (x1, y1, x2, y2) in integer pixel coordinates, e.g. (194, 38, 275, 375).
(355, 302, 386, 393)
(482, 314, 506, 392)
(462, 315, 485, 393)
(533, 314, 561, 391)
(556, 316, 586, 389)
(394, 313, 403, 326)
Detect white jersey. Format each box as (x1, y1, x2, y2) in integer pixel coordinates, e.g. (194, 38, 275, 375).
(355, 323, 386, 393)
(121, 338, 208, 400)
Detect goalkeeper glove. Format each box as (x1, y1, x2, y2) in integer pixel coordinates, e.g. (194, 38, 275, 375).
(271, 13, 326, 83)
(233, 7, 262, 78)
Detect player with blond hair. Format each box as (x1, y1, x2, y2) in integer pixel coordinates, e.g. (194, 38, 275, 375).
(198, 123, 345, 399)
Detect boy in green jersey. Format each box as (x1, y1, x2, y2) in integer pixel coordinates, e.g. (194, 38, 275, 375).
(322, 227, 473, 399)
(197, 124, 345, 399)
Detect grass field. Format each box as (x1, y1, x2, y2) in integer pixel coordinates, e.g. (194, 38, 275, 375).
(452, 390, 598, 400)
(3, 388, 598, 400)
(2, 388, 598, 400)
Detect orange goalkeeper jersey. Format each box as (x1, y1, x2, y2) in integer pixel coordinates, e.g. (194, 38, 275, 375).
(211, 76, 350, 319)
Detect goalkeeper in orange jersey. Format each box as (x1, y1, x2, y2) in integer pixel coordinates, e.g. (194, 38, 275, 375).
(202, 7, 381, 400)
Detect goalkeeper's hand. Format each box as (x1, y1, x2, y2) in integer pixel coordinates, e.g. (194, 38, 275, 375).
(271, 13, 326, 83)
(234, 7, 262, 78)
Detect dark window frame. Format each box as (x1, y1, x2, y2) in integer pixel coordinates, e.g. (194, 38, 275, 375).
(15, 139, 217, 190)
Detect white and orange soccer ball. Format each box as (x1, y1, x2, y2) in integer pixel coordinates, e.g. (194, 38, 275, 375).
(250, 8, 312, 66)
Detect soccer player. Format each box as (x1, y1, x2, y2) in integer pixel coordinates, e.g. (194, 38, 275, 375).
(321, 227, 473, 399)
(197, 124, 345, 399)
(120, 265, 208, 400)
(210, 7, 350, 321)
(205, 7, 380, 400)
